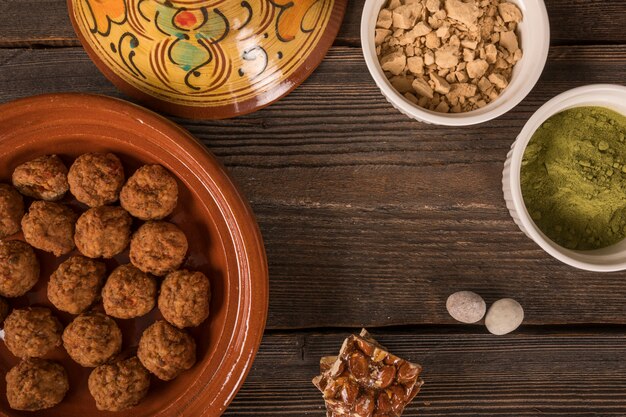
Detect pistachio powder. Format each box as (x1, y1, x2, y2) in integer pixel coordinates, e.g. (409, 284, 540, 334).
(521, 106, 626, 250)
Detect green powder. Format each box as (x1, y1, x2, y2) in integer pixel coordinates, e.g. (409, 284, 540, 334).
(521, 106, 626, 250)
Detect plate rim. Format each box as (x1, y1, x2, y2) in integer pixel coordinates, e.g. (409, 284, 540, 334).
(0, 93, 269, 417)
(65, 0, 348, 120)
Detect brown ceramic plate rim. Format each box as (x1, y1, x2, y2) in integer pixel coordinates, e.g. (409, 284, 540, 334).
(66, 1, 348, 120)
(0, 93, 269, 416)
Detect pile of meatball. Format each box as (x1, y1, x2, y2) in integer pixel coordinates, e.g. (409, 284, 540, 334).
(0, 153, 211, 412)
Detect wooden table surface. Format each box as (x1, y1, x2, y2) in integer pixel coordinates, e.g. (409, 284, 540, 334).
(2, 1, 626, 415)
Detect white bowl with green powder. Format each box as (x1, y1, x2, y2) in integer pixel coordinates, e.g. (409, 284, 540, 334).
(503, 84, 626, 271)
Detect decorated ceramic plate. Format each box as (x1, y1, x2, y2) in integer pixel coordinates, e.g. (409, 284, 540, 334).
(0, 94, 268, 417)
(66, 0, 348, 119)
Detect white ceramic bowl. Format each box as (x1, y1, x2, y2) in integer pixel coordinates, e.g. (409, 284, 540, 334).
(503, 84, 626, 272)
(361, 0, 550, 126)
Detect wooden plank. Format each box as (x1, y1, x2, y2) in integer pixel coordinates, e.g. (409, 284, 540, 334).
(1, 0, 625, 47)
(0, 0, 78, 47)
(337, 0, 626, 46)
(1, 46, 626, 328)
(226, 329, 626, 416)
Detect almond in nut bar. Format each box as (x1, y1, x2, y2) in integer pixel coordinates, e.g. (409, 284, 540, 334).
(313, 329, 424, 417)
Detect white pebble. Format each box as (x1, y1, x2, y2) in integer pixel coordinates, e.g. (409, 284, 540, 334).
(446, 291, 486, 323)
(485, 298, 524, 335)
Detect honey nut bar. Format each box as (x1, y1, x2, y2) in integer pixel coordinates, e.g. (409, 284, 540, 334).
(313, 330, 424, 417)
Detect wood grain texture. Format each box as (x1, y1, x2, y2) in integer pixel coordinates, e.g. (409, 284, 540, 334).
(0, 46, 625, 328)
(226, 329, 626, 416)
(337, 0, 626, 46)
(1, 0, 625, 47)
(0, 0, 77, 47)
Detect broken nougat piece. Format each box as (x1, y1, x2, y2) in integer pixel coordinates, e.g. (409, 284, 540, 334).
(312, 330, 424, 417)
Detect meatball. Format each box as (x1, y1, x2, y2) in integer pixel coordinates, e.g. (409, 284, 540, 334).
(102, 264, 157, 319)
(0, 184, 24, 238)
(22, 201, 77, 256)
(48, 256, 106, 314)
(0, 240, 39, 297)
(68, 152, 125, 207)
(63, 312, 122, 367)
(88, 357, 150, 411)
(12, 155, 69, 201)
(0, 296, 10, 323)
(4, 307, 63, 359)
(6, 359, 69, 411)
(75, 206, 132, 258)
(159, 270, 210, 328)
(120, 165, 178, 220)
(130, 221, 188, 276)
(137, 320, 196, 381)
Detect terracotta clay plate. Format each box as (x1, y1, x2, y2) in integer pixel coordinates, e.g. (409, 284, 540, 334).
(66, 0, 348, 119)
(0, 94, 268, 417)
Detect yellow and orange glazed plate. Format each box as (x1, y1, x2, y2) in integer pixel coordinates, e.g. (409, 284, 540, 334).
(67, 0, 347, 119)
